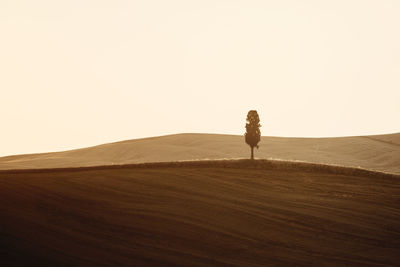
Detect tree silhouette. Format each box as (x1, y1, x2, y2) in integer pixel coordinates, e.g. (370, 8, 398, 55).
(245, 110, 261, 160)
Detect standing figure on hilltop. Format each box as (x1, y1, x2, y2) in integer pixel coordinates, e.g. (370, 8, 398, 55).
(245, 110, 261, 160)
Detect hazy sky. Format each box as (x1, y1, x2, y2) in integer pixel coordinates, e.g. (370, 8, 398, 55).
(1, 0, 399, 156)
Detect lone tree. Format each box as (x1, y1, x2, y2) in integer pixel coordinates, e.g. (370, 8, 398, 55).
(245, 110, 261, 160)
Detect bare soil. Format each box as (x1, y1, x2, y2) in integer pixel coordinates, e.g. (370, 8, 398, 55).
(1, 163, 399, 266)
(1, 133, 399, 173)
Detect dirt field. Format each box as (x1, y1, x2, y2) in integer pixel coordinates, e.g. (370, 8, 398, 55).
(1, 162, 399, 266)
(1, 133, 399, 174)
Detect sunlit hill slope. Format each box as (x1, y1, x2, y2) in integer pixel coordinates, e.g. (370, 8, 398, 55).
(0, 133, 399, 173)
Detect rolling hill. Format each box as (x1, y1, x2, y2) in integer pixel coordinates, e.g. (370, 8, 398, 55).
(0, 161, 399, 266)
(0, 133, 399, 173)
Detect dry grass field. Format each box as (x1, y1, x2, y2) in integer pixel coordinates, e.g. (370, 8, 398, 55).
(0, 133, 399, 174)
(1, 161, 399, 266)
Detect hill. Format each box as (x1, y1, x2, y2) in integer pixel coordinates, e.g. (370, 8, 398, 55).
(0, 133, 399, 173)
(0, 161, 399, 266)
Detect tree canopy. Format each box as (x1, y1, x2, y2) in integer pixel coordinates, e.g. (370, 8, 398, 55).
(245, 110, 261, 159)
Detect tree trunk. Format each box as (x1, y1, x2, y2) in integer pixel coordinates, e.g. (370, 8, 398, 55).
(251, 146, 254, 160)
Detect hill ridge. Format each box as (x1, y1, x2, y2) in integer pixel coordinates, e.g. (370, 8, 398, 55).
(1, 132, 399, 174)
(1, 159, 399, 179)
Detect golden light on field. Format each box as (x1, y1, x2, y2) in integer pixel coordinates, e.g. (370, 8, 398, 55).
(1, 0, 399, 156)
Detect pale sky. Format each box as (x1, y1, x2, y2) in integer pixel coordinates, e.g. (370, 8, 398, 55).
(1, 0, 399, 156)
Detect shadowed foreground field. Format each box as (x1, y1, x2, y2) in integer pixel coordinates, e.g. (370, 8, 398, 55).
(1, 162, 399, 266)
